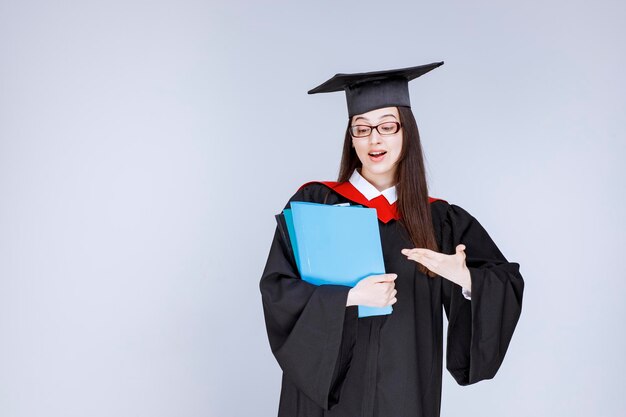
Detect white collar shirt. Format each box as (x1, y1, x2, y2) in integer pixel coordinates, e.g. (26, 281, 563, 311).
(348, 168, 397, 204)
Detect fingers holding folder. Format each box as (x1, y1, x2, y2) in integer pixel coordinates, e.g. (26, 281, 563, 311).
(346, 273, 398, 307)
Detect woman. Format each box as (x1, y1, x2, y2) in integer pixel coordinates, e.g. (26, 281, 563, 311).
(259, 62, 524, 417)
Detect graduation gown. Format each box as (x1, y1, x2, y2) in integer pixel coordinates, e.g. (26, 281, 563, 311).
(259, 181, 524, 417)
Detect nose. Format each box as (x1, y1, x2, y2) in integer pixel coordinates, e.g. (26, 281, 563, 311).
(368, 129, 382, 145)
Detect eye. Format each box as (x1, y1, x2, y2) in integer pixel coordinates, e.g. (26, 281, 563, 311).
(353, 125, 371, 135)
(379, 122, 397, 133)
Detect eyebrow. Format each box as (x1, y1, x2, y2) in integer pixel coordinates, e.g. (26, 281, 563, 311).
(353, 114, 398, 123)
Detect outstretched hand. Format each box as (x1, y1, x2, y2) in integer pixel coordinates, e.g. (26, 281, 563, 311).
(401, 244, 472, 290)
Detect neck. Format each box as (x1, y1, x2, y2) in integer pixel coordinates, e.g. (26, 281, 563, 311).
(359, 167, 396, 191)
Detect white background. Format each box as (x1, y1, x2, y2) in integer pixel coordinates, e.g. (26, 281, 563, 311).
(1, 1, 624, 416)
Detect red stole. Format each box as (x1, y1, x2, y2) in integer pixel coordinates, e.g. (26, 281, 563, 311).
(297, 180, 446, 224)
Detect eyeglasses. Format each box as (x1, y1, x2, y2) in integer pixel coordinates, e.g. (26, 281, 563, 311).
(349, 122, 402, 138)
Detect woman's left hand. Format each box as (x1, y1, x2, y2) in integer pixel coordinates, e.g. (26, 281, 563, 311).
(401, 244, 472, 290)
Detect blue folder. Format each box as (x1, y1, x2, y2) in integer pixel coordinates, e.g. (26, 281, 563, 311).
(280, 201, 391, 318)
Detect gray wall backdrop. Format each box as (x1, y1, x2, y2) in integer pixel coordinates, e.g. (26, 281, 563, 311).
(1, 0, 624, 416)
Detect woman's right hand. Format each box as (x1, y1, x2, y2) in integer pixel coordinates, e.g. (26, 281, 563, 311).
(346, 273, 398, 307)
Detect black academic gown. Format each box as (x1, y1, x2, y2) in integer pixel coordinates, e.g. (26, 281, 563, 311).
(259, 182, 524, 417)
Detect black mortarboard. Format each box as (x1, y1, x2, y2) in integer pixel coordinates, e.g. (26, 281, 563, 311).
(307, 61, 444, 117)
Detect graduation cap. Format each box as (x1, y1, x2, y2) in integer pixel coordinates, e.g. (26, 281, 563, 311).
(307, 61, 444, 117)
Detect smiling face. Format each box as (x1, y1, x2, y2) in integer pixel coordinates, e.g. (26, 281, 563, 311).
(350, 106, 403, 189)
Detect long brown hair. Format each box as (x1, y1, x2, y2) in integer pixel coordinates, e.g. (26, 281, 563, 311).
(337, 106, 439, 277)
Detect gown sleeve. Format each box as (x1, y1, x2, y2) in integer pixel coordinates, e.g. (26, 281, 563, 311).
(440, 203, 524, 385)
(259, 185, 359, 411)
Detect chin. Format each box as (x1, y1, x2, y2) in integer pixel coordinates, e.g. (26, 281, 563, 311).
(364, 164, 392, 175)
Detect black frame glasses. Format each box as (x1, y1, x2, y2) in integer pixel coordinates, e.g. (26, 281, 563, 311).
(349, 121, 402, 138)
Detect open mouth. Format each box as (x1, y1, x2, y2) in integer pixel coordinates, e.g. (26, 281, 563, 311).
(368, 151, 387, 162)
